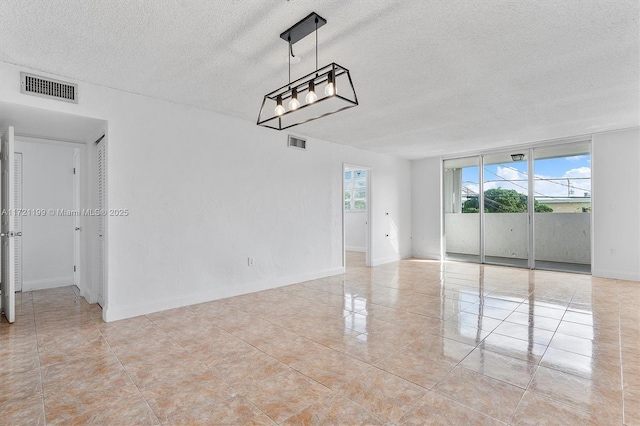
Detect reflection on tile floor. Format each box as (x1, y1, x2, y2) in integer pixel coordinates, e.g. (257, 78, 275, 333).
(1, 252, 638, 425)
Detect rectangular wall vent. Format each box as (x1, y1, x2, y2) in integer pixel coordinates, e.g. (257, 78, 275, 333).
(288, 135, 306, 150)
(20, 72, 78, 103)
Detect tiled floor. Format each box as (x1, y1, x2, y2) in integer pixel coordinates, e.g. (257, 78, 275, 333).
(1, 253, 638, 425)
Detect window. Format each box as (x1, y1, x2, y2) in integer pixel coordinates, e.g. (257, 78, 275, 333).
(344, 169, 367, 212)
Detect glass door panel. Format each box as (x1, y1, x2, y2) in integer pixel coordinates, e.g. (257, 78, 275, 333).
(444, 157, 480, 262)
(482, 152, 529, 267)
(533, 143, 591, 273)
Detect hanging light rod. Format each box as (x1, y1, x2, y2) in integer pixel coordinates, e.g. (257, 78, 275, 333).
(257, 12, 358, 131)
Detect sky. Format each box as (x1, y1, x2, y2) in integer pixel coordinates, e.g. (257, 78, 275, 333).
(462, 155, 591, 199)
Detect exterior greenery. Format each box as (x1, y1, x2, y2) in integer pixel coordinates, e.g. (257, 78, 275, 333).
(462, 188, 553, 213)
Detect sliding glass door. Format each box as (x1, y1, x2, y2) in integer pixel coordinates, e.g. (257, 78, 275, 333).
(442, 141, 591, 273)
(533, 143, 591, 273)
(443, 157, 480, 262)
(482, 152, 529, 267)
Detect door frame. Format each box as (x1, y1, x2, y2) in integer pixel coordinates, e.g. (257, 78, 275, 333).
(73, 148, 81, 289)
(342, 163, 372, 268)
(12, 135, 89, 297)
(1, 126, 15, 323)
(14, 152, 23, 292)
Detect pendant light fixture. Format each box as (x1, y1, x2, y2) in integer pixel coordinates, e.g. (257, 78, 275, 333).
(257, 12, 358, 130)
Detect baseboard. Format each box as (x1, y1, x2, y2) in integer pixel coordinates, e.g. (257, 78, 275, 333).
(592, 268, 640, 282)
(411, 252, 442, 261)
(22, 276, 74, 292)
(103, 267, 345, 322)
(79, 285, 97, 304)
(345, 246, 366, 252)
(371, 253, 411, 267)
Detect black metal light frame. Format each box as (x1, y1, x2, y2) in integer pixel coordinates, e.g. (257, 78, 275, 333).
(257, 12, 358, 131)
(257, 63, 358, 130)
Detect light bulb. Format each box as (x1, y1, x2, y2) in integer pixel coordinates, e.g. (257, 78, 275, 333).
(306, 90, 318, 104)
(274, 95, 285, 116)
(324, 83, 335, 96)
(305, 81, 318, 104)
(288, 88, 300, 110)
(288, 98, 300, 110)
(325, 70, 336, 96)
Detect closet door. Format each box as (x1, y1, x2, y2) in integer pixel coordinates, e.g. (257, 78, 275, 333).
(97, 139, 106, 307)
(14, 152, 22, 292)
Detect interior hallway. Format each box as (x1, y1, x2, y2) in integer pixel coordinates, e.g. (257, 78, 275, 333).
(1, 259, 638, 425)
(346, 250, 366, 270)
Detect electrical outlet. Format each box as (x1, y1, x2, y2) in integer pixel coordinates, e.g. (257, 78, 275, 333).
(248, 257, 254, 266)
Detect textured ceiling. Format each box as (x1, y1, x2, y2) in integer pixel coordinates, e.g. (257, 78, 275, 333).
(0, 0, 638, 159)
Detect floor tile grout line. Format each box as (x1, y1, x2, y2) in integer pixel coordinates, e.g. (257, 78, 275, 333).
(411, 391, 505, 425)
(30, 290, 49, 426)
(514, 283, 625, 423)
(507, 285, 575, 424)
(144, 309, 293, 424)
(433, 312, 544, 424)
(508, 292, 567, 424)
(175, 273, 442, 424)
(97, 316, 162, 425)
(617, 282, 626, 426)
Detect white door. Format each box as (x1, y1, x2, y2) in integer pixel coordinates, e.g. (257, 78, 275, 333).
(1, 126, 16, 323)
(96, 139, 106, 306)
(14, 152, 23, 292)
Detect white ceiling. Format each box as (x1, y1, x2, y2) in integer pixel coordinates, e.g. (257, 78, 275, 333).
(0, 0, 638, 159)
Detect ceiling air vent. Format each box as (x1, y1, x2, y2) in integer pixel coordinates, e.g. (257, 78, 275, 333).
(288, 135, 306, 150)
(20, 72, 78, 103)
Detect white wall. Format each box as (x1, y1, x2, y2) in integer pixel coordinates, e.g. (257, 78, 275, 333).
(345, 211, 367, 251)
(592, 128, 640, 281)
(0, 61, 412, 321)
(411, 157, 441, 259)
(14, 139, 75, 291)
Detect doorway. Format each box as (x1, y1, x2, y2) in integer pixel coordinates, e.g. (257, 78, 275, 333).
(0, 103, 108, 323)
(443, 141, 592, 273)
(13, 137, 79, 293)
(343, 164, 371, 269)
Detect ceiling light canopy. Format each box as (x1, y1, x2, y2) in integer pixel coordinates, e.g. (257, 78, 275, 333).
(257, 12, 358, 131)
